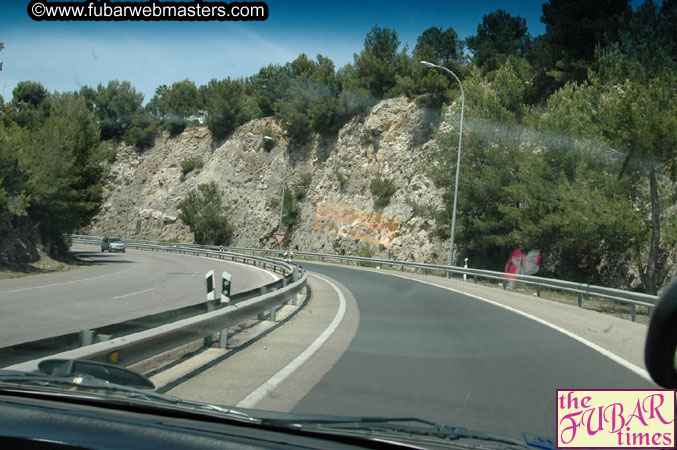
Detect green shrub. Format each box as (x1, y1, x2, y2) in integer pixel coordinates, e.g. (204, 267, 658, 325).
(262, 127, 276, 151)
(178, 182, 233, 245)
(299, 172, 313, 188)
(369, 177, 397, 208)
(336, 171, 347, 189)
(180, 157, 204, 179)
(124, 115, 159, 151)
(357, 244, 378, 267)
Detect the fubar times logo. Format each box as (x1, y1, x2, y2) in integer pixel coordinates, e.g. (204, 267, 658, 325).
(556, 390, 676, 448)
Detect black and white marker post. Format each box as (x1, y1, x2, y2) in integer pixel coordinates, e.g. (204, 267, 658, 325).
(218, 271, 232, 348)
(205, 270, 216, 310)
(204, 270, 216, 347)
(221, 271, 231, 304)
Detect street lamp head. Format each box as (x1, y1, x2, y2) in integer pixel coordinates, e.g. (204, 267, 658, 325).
(420, 61, 436, 68)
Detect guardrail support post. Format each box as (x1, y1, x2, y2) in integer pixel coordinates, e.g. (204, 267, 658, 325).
(400, 264, 404, 272)
(631, 305, 636, 322)
(378, 263, 382, 270)
(473, 275, 477, 284)
(79, 330, 95, 347)
(577, 292, 582, 307)
(270, 306, 277, 322)
(258, 287, 267, 320)
(218, 329, 228, 348)
(95, 334, 112, 343)
(502, 280, 506, 290)
(423, 268, 428, 275)
(537, 285, 541, 297)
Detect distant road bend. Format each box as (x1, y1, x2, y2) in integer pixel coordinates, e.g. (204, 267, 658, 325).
(0, 243, 278, 347)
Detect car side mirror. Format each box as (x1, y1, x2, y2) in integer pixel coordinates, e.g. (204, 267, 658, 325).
(644, 279, 677, 388)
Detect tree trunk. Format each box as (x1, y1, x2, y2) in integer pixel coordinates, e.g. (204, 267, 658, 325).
(645, 166, 660, 295)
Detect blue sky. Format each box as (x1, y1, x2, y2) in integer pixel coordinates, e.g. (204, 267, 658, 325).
(0, 1, 636, 103)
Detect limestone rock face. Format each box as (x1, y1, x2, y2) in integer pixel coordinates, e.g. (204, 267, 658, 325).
(87, 97, 450, 264)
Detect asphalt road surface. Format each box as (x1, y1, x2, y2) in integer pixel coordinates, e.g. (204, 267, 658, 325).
(0, 243, 277, 347)
(292, 262, 656, 440)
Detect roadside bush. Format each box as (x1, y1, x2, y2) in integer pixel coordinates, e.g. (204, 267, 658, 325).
(369, 176, 397, 208)
(178, 182, 233, 245)
(357, 244, 378, 267)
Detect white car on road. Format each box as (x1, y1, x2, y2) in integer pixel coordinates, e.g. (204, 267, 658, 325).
(101, 237, 126, 253)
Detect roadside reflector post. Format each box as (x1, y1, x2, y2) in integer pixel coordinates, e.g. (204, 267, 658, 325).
(221, 271, 231, 304)
(464, 258, 468, 281)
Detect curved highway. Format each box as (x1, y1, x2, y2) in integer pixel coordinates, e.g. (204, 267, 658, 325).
(0, 243, 277, 347)
(290, 262, 656, 440)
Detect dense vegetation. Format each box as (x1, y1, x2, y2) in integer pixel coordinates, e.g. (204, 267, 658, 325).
(0, 0, 674, 293)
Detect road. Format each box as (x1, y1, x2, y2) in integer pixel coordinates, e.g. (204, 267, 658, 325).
(290, 262, 656, 440)
(0, 243, 277, 347)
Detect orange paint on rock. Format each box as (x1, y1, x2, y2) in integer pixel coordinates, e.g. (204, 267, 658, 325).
(315, 201, 398, 248)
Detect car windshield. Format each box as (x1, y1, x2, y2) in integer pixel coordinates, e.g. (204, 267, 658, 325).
(1, 0, 675, 448)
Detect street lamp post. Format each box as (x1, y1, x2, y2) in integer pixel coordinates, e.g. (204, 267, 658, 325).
(420, 61, 465, 267)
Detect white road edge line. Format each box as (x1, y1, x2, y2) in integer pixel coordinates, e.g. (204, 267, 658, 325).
(113, 288, 154, 299)
(198, 256, 279, 282)
(237, 273, 346, 409)
(382, 271, 654, 383)
(0, 263, 138, 294)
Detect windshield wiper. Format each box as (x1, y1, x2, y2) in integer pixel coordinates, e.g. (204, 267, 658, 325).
(259, 415, 532, 447)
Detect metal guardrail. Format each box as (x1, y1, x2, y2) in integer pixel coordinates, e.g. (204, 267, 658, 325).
(209, 244, 657, 322)
(74, 234, 658, 321)
(7, 271, 307, 373)
(2, 236, 307, 371)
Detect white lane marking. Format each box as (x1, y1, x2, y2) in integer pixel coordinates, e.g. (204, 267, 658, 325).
(113, 288, 154, 299)
(381, 271, 653, 383)
(0, 263, 138, 294)
(237, 273, 346, 409)
(198, 255, 279, 282)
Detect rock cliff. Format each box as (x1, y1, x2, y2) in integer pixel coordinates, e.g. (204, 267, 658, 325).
(87, 96, 451, 263)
